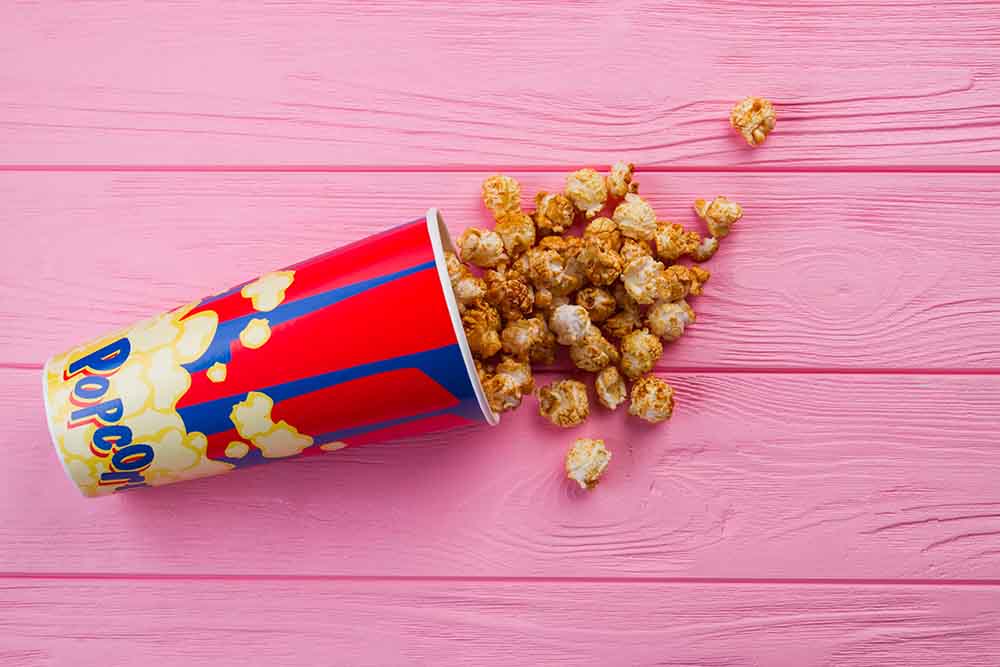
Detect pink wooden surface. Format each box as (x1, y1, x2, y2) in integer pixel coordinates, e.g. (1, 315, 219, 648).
(2, 1, 1000, 665)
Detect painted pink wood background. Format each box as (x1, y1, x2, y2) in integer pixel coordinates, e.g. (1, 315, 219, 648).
(2, 1, 999, 665)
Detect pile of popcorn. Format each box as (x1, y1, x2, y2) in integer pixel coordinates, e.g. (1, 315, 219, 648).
(447, 96, 772, 491)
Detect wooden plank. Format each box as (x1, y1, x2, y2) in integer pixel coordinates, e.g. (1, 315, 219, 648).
(1, 577, 999, 666)
(6, 366, 1000, 578)
(1, 2, 999, 167)
(2, 171, 999, 369)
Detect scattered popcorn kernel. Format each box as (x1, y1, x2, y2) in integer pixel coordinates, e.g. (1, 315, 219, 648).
(565, 168, 608, 219)
(529, 317, 559, 365)
(462, 301, 502, 358)
(620, 328, 664, 379)
(239, 318, 272, 349)
(688, 265, 711, 296)
(565, 438, 612, 490)
(594, 366, 627, 411)
(527, 247, 566, 290)
(606, 161, 638, 198)
(458, 228, 509, 268)
(496, 356, 534, 395)
(694, 196, 743, 239)
(579, 240, 623, 287)
(613, 193, 657, 241)
(535, 191, 577, 235)
(628, 375, 675, 423)
(483, 372, 523, 414)
(620, 237, 653, 264)
(445, 251, 488, 311)
(662, 264, 711, 301)
(576, 287, 617, 323)
(570, 325, 620, 372)
(501, 317, 543, 358)
(654, 222, 701, 262)
(690, 236, 719, 262)
(622, 255, 667, 305)
(538, 379, 590, 428)
(495, 210, 536, 257)
(550, 304, 592, 345)
(241, 270, 295, 312)
(583, 216, 622, 252)
(206, 362, 227, 383)
(482, 174, 522, 217)
(647, 299, 695, 342)
(730, 96, 776, 147)
(484, 265, 534, 322)
(225, 441, 250, 459)
(602, 306, 642, 340)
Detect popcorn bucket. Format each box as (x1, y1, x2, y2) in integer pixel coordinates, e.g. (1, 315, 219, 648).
(41, 210, 498, 498)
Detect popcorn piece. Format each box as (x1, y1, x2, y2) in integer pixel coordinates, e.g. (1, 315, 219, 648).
(538, 379, 590, 428)
(594, 366, 627, 411)
(462, 300, 502, 358)
(565, 168, 608, 219)
(690, 236, 719, 262)
(662, 264, 711, 301)
(628, 375, 675, 423)
(206, 362, 227, 383)
(484, 265, 534, 322)
(239, 318, 272, 349)
(482, 174, 522, 217)
(445, 252, 488, 310)
(688, 265, 711, 296)
(527, 247, 566, 290)
(613, 193, 657, 241)
(654, 222, 701, 262)
(606, 161, 638, 198)
(576, 287, 617, 323)
(496, 356, 534, 395)
(529, 317, 558, 365)
(501, 318, 541, 358)
(225, 441, 250, 459)
(583, 216, 622, 252)
(535, 192, 576, 235)
(730, 96, 776, 147)
(619, 237, 653, 264)
(620, 328, 664, 379)
(565, 438, 612, 490)
(621, 255, 667, 305)
(495, 210, 536, 257)
(578, 240, 623, 287)
(602, 306, 642, 340)
(458, 228, 509, 268)
(647, 299, 695, 342)
(549, 304, 592, 346)
(694, 196, 743, 240)
(241, 270, 295, 312)
(570, 325, 620, 372)
(482, 372, 522, 414)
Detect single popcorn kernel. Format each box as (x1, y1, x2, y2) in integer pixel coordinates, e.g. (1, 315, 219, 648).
(241, 270, 295, 312)
(576, 287, 617, 323)
(690, 236, 719, 262)
(594, 366, 627, 411)
(620, 328, 664, 380)
(565, 168, 608, 219)
(501, 318, 542, 359)
(483, 372, 522, 414)
(549, 304, 592, 346)
(613, 193, 657, 241)
(535, 191, 577, 235)
(494, 210, 536, 257)
(484, 265, 534, 322)
(565, 438, 612, 490)
(730, 96, 776, 147)
(458, 227, 509, 268)
(527, 247, 566, 290)
(239, 318, 272, 349)
(620, 238, 653, 264)
(496, 356, 534, 395)
(648, 299, 695, 342)
(529, 317, 558, 365)
(578, 240, 623, 287)
(654, 222, 701, 262)
(693, 196, 743, 239)
(606, 161, 638, 198)
(225, 441, 250, 459)
(462, 300, 502, 358)
(206, 362, 227, 383)
(538, 379, 590, 428)
(622, 255, 667, 305)
(602, 306, 642, 340)
(628, 375, 675, 423)
(446, 252, 488, 310)
(570, 325, 620, 372)
(482, 174, 522, 217)
(583, 216, 622, 252)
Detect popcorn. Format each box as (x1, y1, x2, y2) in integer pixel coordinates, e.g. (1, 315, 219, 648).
(529, 317, 559, 366)
(690, 236, 719, 262)
(594, 366, 627, 410)
(230, 391, 314, 458)
(620, 328, 663, 379)
(527, 247, 566, 290)
(501, 316, 552, 361)
(570, 325, 620, 372)
(458, 228, 509, 268)
(602, 305, 642, 340)
(613, 193, 657, 241)
(565, 438, 611, 490)
(694, 196, 743, 239)
(445, 252, 488, 310)
(606, 161, 638, 198)
(241, 270, 295, 312)
(494, 210, 536, 257)
(484, 265, 534, 322)
(239, 318, 272, 349)
(538, 379, 590, 428)
(482, 174, 522, 217)
(576, 287, 617, 323)
(549, 304, 592, 345)
(628, 375, 675, 423)
(654, 222, 701, 262)
(462, 300, 502, 358)
(483, 372, 522, 414)
(496, 356, 534, 395)
(647, 299, 695, 342)
(578, 240, 623, 287)
(535, 192, 577, 235)
(565, 168, 608, 219)
(206, 362, 227, 383)
(730, 96, 776, 147)
(619, 238, 653, 264)
(583, 216, 622, 252)
(621, 255, 667, 305)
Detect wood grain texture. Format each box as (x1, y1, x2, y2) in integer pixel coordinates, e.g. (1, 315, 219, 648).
(2, 1, 999, 167)
(3, 171, 999, 369)
(6, 366, 1000, 579)
(2, 578, 999, 666)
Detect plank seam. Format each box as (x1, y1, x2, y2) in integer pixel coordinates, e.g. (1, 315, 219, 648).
(0, 165, 999, 174)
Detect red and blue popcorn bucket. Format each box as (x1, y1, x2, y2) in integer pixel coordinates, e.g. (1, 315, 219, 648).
(41, 210, 498, 497)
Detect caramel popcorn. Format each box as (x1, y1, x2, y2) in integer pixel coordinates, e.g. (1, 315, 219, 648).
(570, 325, 620, 372)
(578, 240, 623, 287)
(690, 236, 719, 262)
(444, 252, 487, 310)
(613, 193, 657, 241)
(565, 438, 611, 490)
(619, 237, 653, 264)
(565, 168, 608, 219)
(462, 300, 502, 358)
(525, 247, 565, 290)
(484, 265, 534, 322)
(528, 317, 558, 366)
(594, 366, 627, 411)
(647, 299, 695, 342)
(659, 264, 710, 301)
(501, 317, 544, 359)
(602, 306, 642, 340)
(730, 96, 776, 147)
(621, 255, 667, 305)
(482, 174, 522, 217)
(535, 191, 576, 236)
(606, 161, 638, 198)
(654, 222, 701, 262)
(549, 304, 592, 345)
(494, 210, 536, 257)
(620, 328, 663, 379)
(583, 216, 622, 252)
(538, 379, 590, 428)
(458, 227, 509, 268)
(576, 287, 617, 323)
(482, 372, 521, 414)
(496, 356, 534, 395)
(694, 196, 743, 239)
(628, 375, 675, 423)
